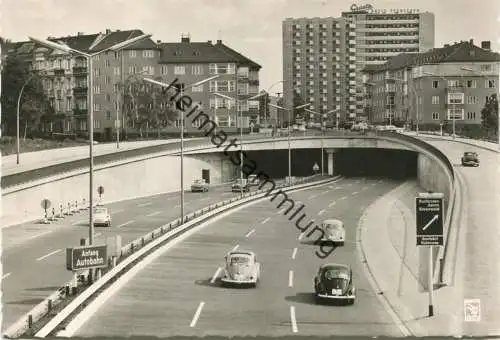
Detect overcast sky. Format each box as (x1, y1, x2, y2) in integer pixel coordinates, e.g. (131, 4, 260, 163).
(1, 0, 499, 93)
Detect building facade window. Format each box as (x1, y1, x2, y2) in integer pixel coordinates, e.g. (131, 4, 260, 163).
(209, 63, 217, 75)
(93, 85, 101, 94)
(113, 67, 120, 76)
(228, 80, 235, 92)
(432, 80, 439, 88)
(447, 108, 464, 120)
(466, 80, 477, 88)
(113, 83, 119, 92)
(228, 63, 236, 74)
(93, 103, 101, 111)
(486, 80, 496, 88)
(105, 60, 111, 67)
(191, 64, 204, 75)
(105, 93, 111, 101)
(466, 96, 478, 104)
(174, 65, 185, 75)
(432, 112, 439, 120)
(143, 50, 155, 58)
(129, 50, 137, 58)
(93, 119, 101, 129)
(161, 65, 168, 75)
(466, 112, 476, 120)
(192, 85, 203, 92)
(106, 111, 111, 120)
(431, 96, 439, 105)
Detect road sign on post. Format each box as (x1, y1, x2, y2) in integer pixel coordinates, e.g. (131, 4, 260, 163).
(41, 198, 51, 219)
(97, 185, 104, 200)
(312, 162, 320, 174)
(66, 244, 108, 271)
(416, 192, 444, 246)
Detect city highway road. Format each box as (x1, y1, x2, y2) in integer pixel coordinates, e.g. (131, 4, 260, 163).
(1, 181, 271, 331)
(72, 177, 408, 337)
(422, 139, 500, 336)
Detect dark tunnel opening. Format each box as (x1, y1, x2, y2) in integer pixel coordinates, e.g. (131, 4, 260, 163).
(239, 148, 417, 180)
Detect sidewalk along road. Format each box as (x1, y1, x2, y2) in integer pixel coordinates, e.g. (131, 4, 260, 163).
(420, 139, 500, 336)
(403, 132, 498, 152)
(1, 180, 277, 332)
(67, 177, 412, 338)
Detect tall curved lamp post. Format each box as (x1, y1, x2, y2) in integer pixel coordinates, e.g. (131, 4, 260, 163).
(144, 75, 220, 222)
(30, 33, 152, 249)
(16, 72, 38, 164)
(269, 102, 311, 185)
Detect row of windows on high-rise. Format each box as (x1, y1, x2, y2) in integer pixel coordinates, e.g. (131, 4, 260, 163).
(365, 15, 420, 20)
(365, 40, 419, 45)
(365, 31, 418, 36)
(365, 48, 419, 53)
(365, 23, 419, 29)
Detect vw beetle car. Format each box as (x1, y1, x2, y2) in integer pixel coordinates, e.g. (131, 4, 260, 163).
(247, 174, 260, 187)
(93, 206, 111, 227)
(320, 219, 345, 246)
(191, 179, 209, 192)
(232, 178, 250, 192)
(461, 151, 479, 167)
(314, 263, 355, 305)
(221, 251, 260, 287)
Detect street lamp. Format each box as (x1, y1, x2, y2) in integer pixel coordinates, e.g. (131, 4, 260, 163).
(30, 33, 152, 247)
(213, 92, 245, 197)
(424, 71, 461, 139)
(144, 75, 220, 222)
(269, 102, 311, 185)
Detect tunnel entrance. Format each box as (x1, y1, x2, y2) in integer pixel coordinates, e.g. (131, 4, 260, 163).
(232, 148, 417, 180)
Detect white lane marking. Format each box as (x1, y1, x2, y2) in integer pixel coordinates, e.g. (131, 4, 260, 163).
(190, 301, 205, 327)
(322, 189, 330, 194)
(72, 220, 86, 226)
(138, 202, 152, 207)
(292, 248, 298, 259)
(318, 209, 325, 216)
(298, 232, 305, 240)
(378, 179, 383, 183)
(362, 186, 368, 190)
(290, 306, 298, 333)
(95, 233, 102, 238)
(174, 204, 181, 208)
(36, 249, 61, 261)
(117, 220, 135, 228)
(289, 270, 294, 287)
(278, 208, 286, 214)
(372, 183, 377, 186)
(352, 191, 359, 195)
(328, 201, 336, 208)
(295, 201, 302, 206)
(111, 209, 124, 214)
(232, 244, 239, 251)
(245, 229, 255, 237)
(211, 267, 222, 284)
(347, 183, 353, 186)
(146, 211, 163, 217)
(261, 217, 270, 224)
(340, 196, 347, 200)
(2, 272, 11, 280)
(26, 230, 53, 241)
(356, 180, 361, 183)
(334, 186, 342, 190)
(308, 194, 317, 199)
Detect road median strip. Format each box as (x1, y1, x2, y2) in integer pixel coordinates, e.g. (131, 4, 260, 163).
(4, 175, 338, 339)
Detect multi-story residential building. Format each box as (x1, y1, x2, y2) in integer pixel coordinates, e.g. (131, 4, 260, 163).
(283, 5, 434, 124)
(362, 40, 500, 127)
(157, 35, 261, 133)
(341, 5, 434, 118)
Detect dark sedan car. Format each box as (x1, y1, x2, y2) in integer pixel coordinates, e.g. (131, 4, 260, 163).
(314, 263, 356, 305)
(461, 152, 479, 167)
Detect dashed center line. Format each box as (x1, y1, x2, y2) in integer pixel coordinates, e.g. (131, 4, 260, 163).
(190, 302, 205, 327)
(291, 248, 298, 259)
(362, 186, 368, 190)
(328, 201, 336, 208)
(290, 306, 298, 333)
(340, 196, 347, 200)
(210, 267, 222, 284)
(318, 209, 325, 216)
(72, 220, 86, 226)
(322, 190, 330, 194)
(298, 232, 305, 240)
(334, 186, 342, 190)
(111, 209, 124, 214)
(138, 202, 152, 207)
(146, 211, 163, 217)
(278, 208, 286, 215)
(308, 194, 317, 199)
(26, 230, 53, 241)
(352, 191, 359, 195)
(232, 244, 240, 251)
(173, 204, 181, 208)
(2, 273, 11, 280)
(261, 217, 271, 224)
(245, 229, 255, 237)
(288, 270, 294, 287)
(372, 183, 377, 186)
(347, 183, 353, 186)
(36, 249, 61, 261)
(117, 220, 135, 228)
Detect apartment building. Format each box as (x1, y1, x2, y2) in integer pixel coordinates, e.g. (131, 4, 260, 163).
(363, 40, 500, 127)
(157, 36, 261, 133)
(283, 5, 434, 123)
(282, 17, 348, 124)
(342, 5, 434, 118)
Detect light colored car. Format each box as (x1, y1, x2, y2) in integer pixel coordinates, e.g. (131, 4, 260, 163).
(298, 125, 306, 132)
(191, 179, 209, 192)
(320, 219, 345, 246)
(221, 251, 261, 287)
(232, 178, 250, 192)
(292, 124, 299, 131)
(247, 174, 260, 186)
(314, 263, 356, 304)
(93, 206, 111, 227)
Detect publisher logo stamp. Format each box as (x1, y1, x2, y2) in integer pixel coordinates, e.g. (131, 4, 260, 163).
(464, 299, 480, 322)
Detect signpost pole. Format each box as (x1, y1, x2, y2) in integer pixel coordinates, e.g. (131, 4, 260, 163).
(428, 246, 434, 316)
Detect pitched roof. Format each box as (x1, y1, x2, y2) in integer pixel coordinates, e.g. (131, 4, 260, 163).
(362, 41, 500, 73)
(158, 39, 261, 69)
(48, 33, 100, 53)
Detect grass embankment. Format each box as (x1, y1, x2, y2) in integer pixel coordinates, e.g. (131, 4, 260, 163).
(0, 137, 85, 156)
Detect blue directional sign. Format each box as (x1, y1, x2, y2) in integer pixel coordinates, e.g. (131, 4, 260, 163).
(415, 192, 444, 246)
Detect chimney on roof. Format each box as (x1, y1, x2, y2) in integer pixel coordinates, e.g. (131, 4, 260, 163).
(444, 44, 449, 47)
(105, 29, 111, 34)
(157, 40, 161, 44)
(181, 33, 190, 43)
(469, 38, 474, 45)
(207, 40, 212, 44)
(216, 39, 222, 44)
(481, 41, 491, 51)
(77, 32, 84, 36)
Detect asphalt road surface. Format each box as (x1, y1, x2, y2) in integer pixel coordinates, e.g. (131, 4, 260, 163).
(72, 177, 408, 337)
(422, 139, 500, 336)
(1, 181, 273, 331)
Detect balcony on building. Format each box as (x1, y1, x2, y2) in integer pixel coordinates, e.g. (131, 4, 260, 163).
(73, 65, 88, 77)
(73, 86, 88, 97)
(54, 68, 65, 76)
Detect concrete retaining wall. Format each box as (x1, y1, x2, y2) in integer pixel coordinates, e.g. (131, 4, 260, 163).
(3, 154, 237, 228)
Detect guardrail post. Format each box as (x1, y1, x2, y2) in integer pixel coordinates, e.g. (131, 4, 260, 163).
(130, 243, 134, 253)
(82, 198, 87, 210)
(47, 299, 52, 311)
(141, 237, 145, 246)
(60, 204, 64, 217)
(67, 202, 73, 216)
(75, 200, 78, 212)
(28, 314, 33, 329)
(65, 285, 70, 296)
(151, 231, 155, 239)
(50, 207, 56, 221)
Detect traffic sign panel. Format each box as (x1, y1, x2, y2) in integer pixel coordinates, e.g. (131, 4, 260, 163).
(416, 192, 444, 246)
(97, 185, 104, 195)
(66, 244, 108, 271)
(41, 198, 51, 210)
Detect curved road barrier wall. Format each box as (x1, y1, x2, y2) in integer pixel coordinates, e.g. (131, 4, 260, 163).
(3, 175, 334, 339)
(2, 153, 238, 228)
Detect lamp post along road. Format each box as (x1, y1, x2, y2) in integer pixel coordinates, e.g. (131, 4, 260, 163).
(30, 34, 152, 248)
(16, 73, 37, 164)
(145, 75, 220, 221)
(306, 108, 338, 176)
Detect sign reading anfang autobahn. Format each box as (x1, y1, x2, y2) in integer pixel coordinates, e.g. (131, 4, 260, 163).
(66, 244, 108, 271)
(415, 192, 444, 246)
